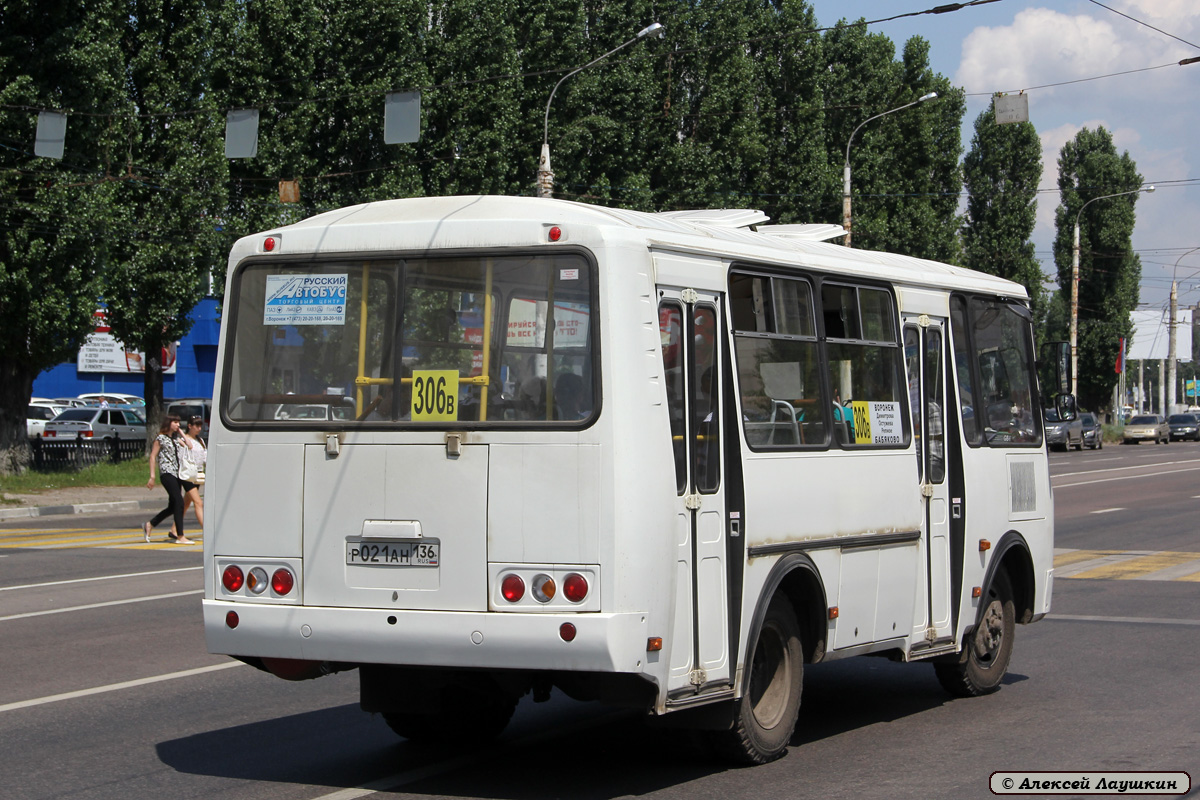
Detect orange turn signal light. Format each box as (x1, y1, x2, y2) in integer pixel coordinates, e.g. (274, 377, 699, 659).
(979, 539, 992, 552)
(828, 606, 839, 620)
(647, 637, 663, 652)
(972, 586, 982, 598)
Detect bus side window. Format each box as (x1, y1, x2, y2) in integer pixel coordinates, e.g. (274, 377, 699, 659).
(730, 273, 826, 449)
(659, 302, 687, 493)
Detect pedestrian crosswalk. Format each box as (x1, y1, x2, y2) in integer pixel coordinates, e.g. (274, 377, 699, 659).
(1055, 548, 1200, 581)
(0, 526, 202, 550)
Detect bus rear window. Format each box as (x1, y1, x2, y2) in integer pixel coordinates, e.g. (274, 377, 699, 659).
(222, 254, 597, 426)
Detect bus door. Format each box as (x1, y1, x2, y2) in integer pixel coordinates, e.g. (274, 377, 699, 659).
(904, 316, 953, 643)
(659, 288, 731, 695)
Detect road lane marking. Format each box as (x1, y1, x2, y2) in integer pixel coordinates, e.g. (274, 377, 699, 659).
(1068, 551, 1200, 580)
(1089, 508, 1125, 514)
(0, 566, 202, 592)
(0, 590, 203, 621)
(1050, 614, 1200, 626)
(1052, 456, 1200, 479)
(0, 661, 243, 714)
(1052, 463, 1200, 488)
(1054, 549, 1200, 580)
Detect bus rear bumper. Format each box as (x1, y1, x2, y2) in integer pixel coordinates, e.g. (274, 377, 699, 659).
(203, 600, 651, 674)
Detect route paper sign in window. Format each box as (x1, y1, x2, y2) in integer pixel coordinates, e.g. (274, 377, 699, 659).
(264, 274, 349, 326)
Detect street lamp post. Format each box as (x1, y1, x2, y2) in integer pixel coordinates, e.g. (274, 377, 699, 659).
(841, 92, 938, 247)
(1168, 246, 1200, 413)
(537, 22, 664, 198)
(1070, 185, 1154, 397)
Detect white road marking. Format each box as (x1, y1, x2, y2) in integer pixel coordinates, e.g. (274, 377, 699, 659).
(0, 566, 202, 592)
(0, 590, 203, 621)
(1050, 614, 1200, 627)
(1089, 508, 1125, 514)
(0, 661, 243, 714)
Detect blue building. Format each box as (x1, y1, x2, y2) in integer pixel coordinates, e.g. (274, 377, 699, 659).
(33, 298, 221, 401)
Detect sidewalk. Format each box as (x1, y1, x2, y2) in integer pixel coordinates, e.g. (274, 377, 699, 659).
(0, 485, 165, 521)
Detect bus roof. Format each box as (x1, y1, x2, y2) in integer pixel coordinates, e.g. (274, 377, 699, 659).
(231, 195, 1028, 301)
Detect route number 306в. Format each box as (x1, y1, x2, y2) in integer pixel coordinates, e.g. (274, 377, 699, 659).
(411, 370, 459, 421)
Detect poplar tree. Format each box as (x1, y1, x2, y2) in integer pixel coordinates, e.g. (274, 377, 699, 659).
(1053, 126, 1145, 412)
(822, 24, 963, 261)
(101, 0, 229, 432)
(962, 103, 1043, 310)
(0, 0, 127, 473)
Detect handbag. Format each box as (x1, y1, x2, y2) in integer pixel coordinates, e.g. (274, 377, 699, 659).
(176, 440, 200, 482)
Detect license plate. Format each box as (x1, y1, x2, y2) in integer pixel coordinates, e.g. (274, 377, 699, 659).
(346, 539, 439, 566)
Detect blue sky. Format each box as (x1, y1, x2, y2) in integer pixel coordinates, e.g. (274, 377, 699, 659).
(805, 0, 1200, 327)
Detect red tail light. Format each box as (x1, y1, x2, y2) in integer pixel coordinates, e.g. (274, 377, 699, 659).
(222, 565, 244, 592)
(559, 622, 577, 642)
(226, 611, 239, 628)
(501, 574, 525, 602)
(563, 573, 589, 603)
(271, 568, 295, 595)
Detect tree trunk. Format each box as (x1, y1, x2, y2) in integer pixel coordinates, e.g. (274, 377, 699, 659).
(142, 334, 166, 448)
(0, 360, 35, 475)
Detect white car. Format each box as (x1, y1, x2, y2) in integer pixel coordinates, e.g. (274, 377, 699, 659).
(77, 392, 145, 407)
(27, 402, 65, 439)
(273, 403, 354, 421)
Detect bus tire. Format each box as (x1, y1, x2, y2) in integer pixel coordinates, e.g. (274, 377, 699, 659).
(935, 570, 1016, 698)
(382, 687, 517, 745)
(708, 594, 803, 765)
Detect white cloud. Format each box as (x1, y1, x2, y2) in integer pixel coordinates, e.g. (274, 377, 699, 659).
(956, 7, 1196, 96)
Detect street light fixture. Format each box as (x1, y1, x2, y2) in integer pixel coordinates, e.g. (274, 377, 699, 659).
(1167, 246, 1200, 412)
(841, 91, 938, 247)
(537, 22, 664, 198)
(1069, 185, 1154, 397)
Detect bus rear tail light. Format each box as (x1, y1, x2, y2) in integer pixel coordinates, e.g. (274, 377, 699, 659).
(271, 568, 295, 595)
(222, 565, 245, 592)
(563, 573, 589, 603)
(559, 622, 576, 642)
(501, 574, 525, 602)
(531, 574, 556, 603)
(246, 567, 268, 594)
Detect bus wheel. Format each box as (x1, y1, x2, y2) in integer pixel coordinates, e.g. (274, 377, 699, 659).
(709, 594, 803, 765)
(382, 687, 517, 745)
(935, 570, 1016, 697)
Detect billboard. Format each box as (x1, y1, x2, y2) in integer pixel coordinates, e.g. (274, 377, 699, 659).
(77, 309, 177, 374)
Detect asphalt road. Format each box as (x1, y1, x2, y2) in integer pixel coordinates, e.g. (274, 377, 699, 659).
(1, 443, 1198, 800)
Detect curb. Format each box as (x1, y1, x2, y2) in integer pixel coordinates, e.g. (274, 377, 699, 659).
(0, 499, 161, 521)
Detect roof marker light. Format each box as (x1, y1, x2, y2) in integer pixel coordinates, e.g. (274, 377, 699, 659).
(548, 226, 562, 242)
(263, 236, 277, 252)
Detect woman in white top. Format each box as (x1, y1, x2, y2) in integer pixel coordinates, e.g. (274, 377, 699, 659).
(170, 416, 206, 539)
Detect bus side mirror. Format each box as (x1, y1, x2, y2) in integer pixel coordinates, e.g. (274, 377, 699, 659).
(1055, 393, 1078, 422)
(1046, 341, 1071, 395)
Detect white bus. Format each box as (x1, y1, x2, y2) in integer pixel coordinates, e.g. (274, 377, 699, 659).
(204, 196, 1065, 764)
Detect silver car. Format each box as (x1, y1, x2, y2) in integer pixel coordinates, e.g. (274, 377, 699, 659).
(1123, 414, 1169, 445)
(42, 405, 147, 442)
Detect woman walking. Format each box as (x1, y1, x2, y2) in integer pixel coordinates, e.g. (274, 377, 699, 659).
(170, 416, 207, 539)
(143, 415, 194, 544)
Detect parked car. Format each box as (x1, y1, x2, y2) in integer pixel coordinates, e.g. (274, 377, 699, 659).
(1123, 414, 1170, 445)
(52, 397, 89, 408)
(1044, 406, 1084, 450)
(77, 392, 145, 407)
(1168, 413, 1200, 441)
(273, 403, 354, 421)
(26, 402, 65, 439)
(42, 405, 147, 441)
(1079, 412, 1103, 449)
(166, 398, 212, 440)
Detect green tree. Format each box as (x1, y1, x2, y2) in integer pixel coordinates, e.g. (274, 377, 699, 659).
(822, 24, 963, 261)
(0, 0, 127, 473)
(1053, 126, 1145, 412)
(961, 102, 1043, 311)
(101, 0, 230, 432)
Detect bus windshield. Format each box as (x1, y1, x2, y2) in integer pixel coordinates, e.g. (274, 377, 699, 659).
(223, 253, 596, 426)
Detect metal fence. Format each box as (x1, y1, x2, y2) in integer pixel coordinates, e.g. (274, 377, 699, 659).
(30, 437, 146, 471)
